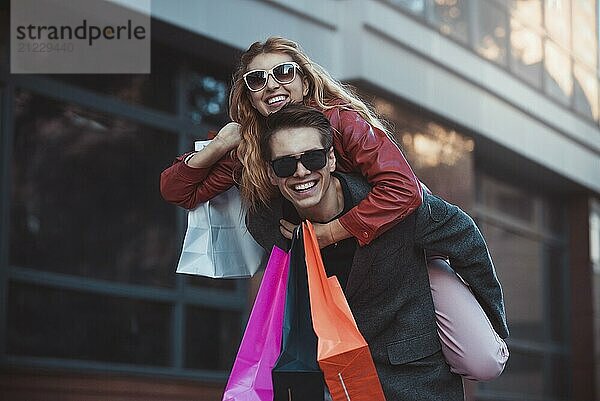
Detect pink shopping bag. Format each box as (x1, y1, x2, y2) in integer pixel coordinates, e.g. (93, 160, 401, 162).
(222, 246, 289, 401)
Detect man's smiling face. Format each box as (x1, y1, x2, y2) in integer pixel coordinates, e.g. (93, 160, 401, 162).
(267, 127, 336, 214)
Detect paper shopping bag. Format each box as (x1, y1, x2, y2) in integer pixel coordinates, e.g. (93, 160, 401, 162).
(222, 246, 289, 401)
(303, 221, 386, 401)
(176, 141, 265, 278)
(272, 226, 325, 401)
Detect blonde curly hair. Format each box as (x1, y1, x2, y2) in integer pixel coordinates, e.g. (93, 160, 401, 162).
(230, 36, 390, 210)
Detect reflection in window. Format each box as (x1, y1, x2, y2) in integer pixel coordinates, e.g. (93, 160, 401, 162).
(372, 96, 475, 206)
(8, 283, 171, 365)
(10, 91, 180, 287)
(371, 99, 475, 171)
(544, 0, 571, 50)
(572, 0, 596, 69)
(509, 0, 542, 28)
(573, 63, 599, 120)
(399, 122, 474, 169)
(186, 73, 229, 127)
(475, 1, 508, 65)
(510, 18, 543, 86)
(387, 0, 426, 15)
(544, 40, 573, 105)
(429, 0, 469, 44)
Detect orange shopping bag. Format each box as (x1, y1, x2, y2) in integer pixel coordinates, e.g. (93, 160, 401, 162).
(302, 221, 386, 401)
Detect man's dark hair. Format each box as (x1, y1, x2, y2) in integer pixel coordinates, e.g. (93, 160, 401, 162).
(260, 103, 333, 161)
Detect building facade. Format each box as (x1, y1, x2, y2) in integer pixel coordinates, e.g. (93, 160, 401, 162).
(1, 1, 599, 400)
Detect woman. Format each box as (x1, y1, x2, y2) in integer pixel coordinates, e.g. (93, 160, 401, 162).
(161, 38, 423, 249)
(160, 36, 508, 380)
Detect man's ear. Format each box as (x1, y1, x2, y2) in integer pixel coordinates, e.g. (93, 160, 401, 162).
(328, 147, 336, 172)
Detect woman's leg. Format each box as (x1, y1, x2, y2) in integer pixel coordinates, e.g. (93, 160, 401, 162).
(427, 256, 509, 381)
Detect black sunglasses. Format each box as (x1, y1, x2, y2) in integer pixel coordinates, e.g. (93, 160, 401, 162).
(270, 148, 330, 178)
(243, 62, 302, 92)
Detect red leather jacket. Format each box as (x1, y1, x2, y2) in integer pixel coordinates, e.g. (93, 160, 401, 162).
(160, 106, 422, 246)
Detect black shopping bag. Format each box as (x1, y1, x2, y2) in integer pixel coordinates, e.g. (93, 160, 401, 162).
(272, 227, 325, 401)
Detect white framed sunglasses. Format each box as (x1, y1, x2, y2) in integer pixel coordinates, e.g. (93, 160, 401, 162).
(242, 61, 302, 92)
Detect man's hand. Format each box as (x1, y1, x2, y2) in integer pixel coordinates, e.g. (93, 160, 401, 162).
(279, 219, 338, 249)
(279, 219, 297, 241)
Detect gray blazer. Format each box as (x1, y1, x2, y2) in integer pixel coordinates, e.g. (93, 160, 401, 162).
(247, 173, 508, 400)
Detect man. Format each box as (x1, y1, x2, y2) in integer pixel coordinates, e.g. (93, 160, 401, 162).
(246, 104, 508, 400)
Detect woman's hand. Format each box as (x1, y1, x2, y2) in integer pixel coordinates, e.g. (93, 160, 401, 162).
(213, 122, 241, 152)
(186, 122, 241, 168)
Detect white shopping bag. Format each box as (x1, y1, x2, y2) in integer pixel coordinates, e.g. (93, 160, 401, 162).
(176, 141, 265, 278)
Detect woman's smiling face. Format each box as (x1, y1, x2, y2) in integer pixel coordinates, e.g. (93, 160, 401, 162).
(246, 52, 309, 116)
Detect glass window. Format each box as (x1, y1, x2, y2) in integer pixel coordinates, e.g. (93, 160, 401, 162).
(0, 9, 7, 66)
(387, 0, 426, 15)
(185, 306, 242, 370)
(544, 198, 566, 235)
(52, 44, 177, 113)
(188, 275, 239, 291)
(481, 223, 544, 341)
(544, 0, 572, 51)
(510, 17, 543, 87)
(573, 62, 599, 120)
(509, 0, 543, 28)
(428, 0, 470, 44)
(475, 1, 508, 65)
(547, 245, 567, 342)
(544, 39, 573, 105)
(9, 90, 180, 287)
(3, 41, 250, 383)
(371, 96, 475, 207)
(7, 283, 171, 365)
(572, 0, 597, 69)
(476, 173, 569, 400)
(548, 354, 570, 399)
(398, 122, 475, 169)
(479, 175, 536, 224)
(479, 352, 569, 399)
